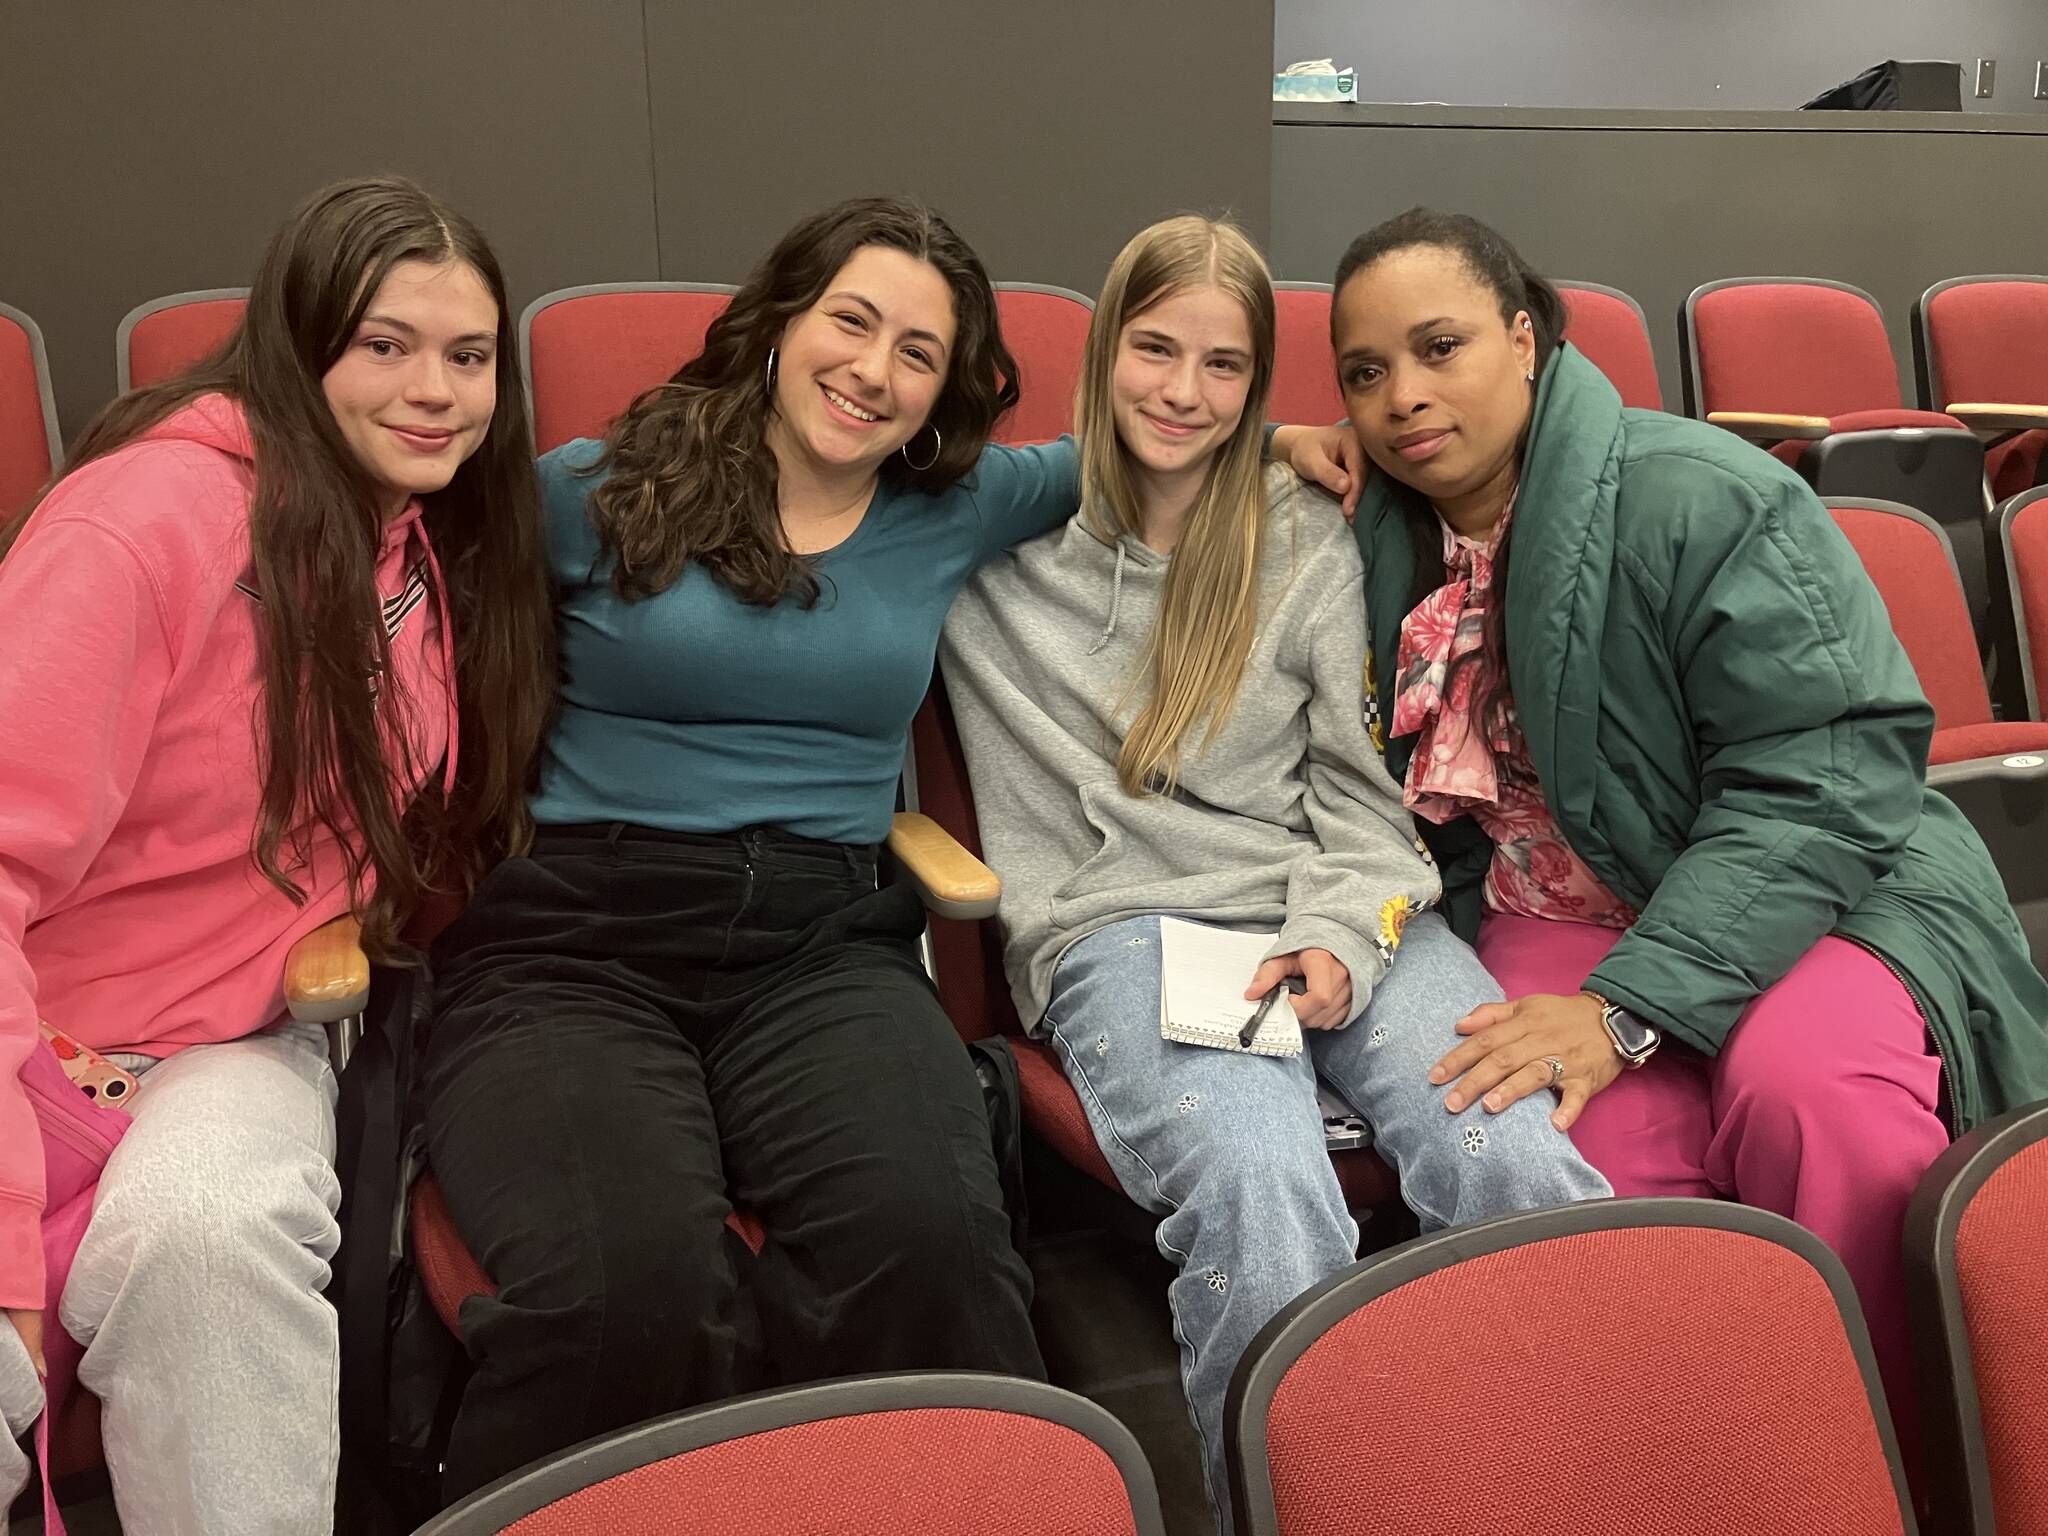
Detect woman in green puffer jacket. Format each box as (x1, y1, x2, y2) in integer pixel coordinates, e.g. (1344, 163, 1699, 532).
(1325, 207, 2048, 1456)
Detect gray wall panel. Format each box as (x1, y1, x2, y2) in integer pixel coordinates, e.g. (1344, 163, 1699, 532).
(644, 0, 1274, 300)
(0, 3, 659, 441)
(1270, 114, 2048, 409)
(1275, 0, 2048, 114)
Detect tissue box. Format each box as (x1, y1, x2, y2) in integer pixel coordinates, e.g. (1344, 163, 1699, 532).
(1273, 68, 1356, 103)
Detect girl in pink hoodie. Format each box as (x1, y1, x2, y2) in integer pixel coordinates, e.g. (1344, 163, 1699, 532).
(0, 176, 553, 1533)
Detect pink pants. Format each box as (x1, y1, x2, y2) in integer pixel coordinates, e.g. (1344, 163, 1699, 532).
(1477, 913, 1947, 1465)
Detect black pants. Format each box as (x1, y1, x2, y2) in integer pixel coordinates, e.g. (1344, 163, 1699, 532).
(421, 824, 1044, 1499)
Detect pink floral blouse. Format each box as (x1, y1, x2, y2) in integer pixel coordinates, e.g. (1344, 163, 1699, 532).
(1390, 510, 1638, 928)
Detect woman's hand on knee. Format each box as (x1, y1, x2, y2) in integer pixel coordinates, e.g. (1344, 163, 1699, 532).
(1428, 993, 1622, 1131)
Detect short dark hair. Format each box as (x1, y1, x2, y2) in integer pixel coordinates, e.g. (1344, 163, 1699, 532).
(1332, 207, 1567, 364)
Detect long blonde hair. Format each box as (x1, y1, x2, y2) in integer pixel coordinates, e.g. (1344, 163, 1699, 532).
(1076, 216, 1277, 796)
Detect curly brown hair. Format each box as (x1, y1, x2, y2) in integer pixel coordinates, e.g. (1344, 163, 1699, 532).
(587, 197, 1019, 606)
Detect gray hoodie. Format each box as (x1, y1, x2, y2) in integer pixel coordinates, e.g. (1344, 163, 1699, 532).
(938, 463, 1441, 1033)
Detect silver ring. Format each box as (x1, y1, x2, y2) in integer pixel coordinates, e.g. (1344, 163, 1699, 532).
(1543, 1054, 1566, 1088)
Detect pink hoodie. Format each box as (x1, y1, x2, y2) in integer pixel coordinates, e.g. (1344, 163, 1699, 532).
(0, 394, 453, 1307)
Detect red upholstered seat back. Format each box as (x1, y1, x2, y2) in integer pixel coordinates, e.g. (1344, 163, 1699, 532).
(2009, 492, 2048, 721)
(1558, 283, 1662, 410)
(1257, 1223, 1905, 1535)
(1924, 280, 2048, 500)
(122, 293, 248, 390)
(502, 1407, 1142, 1536)
(525, 286, 735, 454)
(1691, 280, 1903, 417)
(911, 686, 1018, 1043)
(0, 304, 56, 515)
(1270, 285, 1343, 430)
(994, 285, 1092, 446)
(1828, 502, 1992, 729)
(1924, 279, 2048, 410)
(1952, 1136, 2048, 1533)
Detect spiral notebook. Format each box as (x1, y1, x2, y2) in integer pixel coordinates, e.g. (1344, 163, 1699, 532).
(1157, 916, 1303, 1058)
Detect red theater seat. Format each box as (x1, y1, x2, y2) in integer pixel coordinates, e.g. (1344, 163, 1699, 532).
(412, 1373, 1166, 1536)
(116, 289, 248, 391)
(994, 283, 1093, 445)
(1557, 280, 1662, 410)
(1227, 1200, 1915, 1536)
(521, 283, 737, 454)
(1684, 277, 1944, 429)
(1825, 499, 2048, 760)
(1915, 276, 2048, 502)
(2004, 488, 2048, 720)
(0, 300, 60, 515)
(1906, 1100, 2048, 1536)
(1270, 283, 1342, 430)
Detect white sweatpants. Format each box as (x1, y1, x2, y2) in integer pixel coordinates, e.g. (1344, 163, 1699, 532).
(0, 1016, 341, 1534)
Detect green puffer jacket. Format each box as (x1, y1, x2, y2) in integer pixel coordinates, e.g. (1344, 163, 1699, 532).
(1354, 345, 2048, 1131)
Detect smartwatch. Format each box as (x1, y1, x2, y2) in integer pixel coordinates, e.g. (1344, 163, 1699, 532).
(1582, 989, 1660, 1069)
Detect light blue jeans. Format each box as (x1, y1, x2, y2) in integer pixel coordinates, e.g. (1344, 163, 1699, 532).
(1043, 912, 1611, 1533)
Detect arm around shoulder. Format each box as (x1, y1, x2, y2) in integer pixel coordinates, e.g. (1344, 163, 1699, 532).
(969, 437, 1082, 559)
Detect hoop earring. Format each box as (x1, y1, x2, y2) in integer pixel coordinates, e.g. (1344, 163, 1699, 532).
(901, 424, 942, 472)
(764, 346, 778, 398)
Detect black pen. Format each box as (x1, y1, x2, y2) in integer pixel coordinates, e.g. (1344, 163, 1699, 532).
(1239, 983, 1284, 1049)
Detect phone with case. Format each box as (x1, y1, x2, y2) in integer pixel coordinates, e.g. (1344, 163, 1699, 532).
(39, 1022, 141, 1108)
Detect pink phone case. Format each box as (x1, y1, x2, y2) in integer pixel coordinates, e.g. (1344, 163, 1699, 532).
(38, 1022, 141, 1107)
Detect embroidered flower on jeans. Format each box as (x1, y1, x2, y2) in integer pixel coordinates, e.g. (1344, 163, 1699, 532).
(1205, 1268, 1229, 1294)
(1177, 1093, 1199, 1115)
(1461, 1125, 1488, 1156)
(1367, 1024, 1389, 1050)
(1095, 1035, 1110, 1057)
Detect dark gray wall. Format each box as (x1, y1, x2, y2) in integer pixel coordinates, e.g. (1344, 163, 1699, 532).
(1270, 107, 2048, 409)
(0, 1, 1273, 443)
(0, 2, 660, 442)
(647, 1, 1275, 300)
(1275, 0, 2048, 113)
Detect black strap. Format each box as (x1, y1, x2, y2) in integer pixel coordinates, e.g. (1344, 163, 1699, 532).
(330, 953, 443, 1530)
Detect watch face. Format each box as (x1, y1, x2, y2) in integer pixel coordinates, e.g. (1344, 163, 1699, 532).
(1608, 1007, 1657, 1058)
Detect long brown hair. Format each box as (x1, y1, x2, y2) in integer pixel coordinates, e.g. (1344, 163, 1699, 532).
(2, 175, 556, 957)
(587, 197, 1019, 606)
(1076, 216, 1277, 796)
(1333, 207, 1567, 745)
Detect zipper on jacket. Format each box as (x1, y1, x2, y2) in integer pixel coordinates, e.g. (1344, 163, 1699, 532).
(1841, 935, 1954, 1131)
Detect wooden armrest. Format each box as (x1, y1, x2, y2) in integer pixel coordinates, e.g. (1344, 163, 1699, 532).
(1945, 403, 2048, 435)
(284, 914, 370, 1024)
(888, 812, 1001, 921)
(1707, 411, 1832, 442)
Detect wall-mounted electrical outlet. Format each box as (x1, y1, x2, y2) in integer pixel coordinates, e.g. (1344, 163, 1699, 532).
(1975, 57, 1996, 97)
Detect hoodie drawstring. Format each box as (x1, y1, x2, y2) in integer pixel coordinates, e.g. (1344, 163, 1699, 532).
(1086, 539, 1129, 656)
(413, 524, 461, 800)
